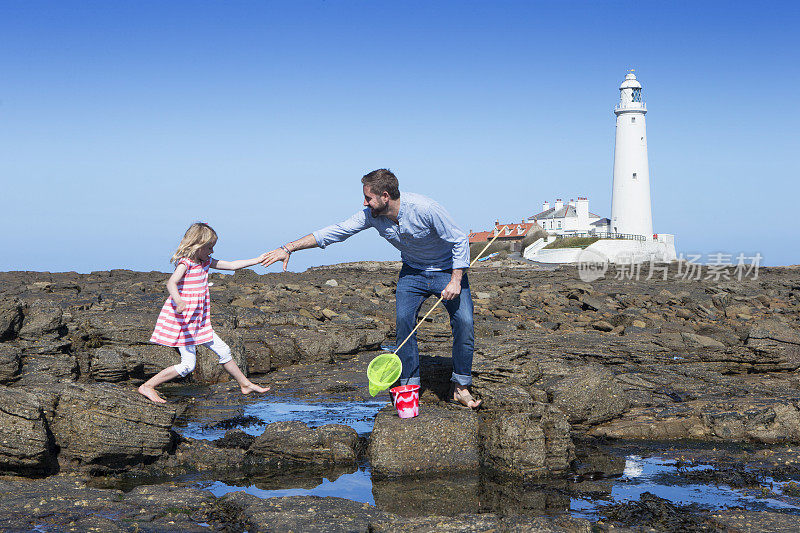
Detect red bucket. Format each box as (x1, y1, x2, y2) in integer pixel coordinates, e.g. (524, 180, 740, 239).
(390, 384, 420, 418)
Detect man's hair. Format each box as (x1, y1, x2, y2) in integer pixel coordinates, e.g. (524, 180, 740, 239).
(361, 169, 400, 200)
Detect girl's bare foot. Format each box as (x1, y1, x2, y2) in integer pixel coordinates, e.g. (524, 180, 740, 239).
(241, 382, 271, 395)
(138, 384, 167, 403)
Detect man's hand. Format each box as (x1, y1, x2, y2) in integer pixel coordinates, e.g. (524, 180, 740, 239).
(260, 248, 291, 271)
(441, 268, 464, 300)
(259, 235, 319, 272)
(441, 280, 461, 300)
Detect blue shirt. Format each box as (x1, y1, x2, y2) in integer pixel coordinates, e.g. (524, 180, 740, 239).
(312, 192, 470, 271)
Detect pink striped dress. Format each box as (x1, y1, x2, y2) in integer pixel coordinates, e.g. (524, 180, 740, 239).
(150, 257, 214, 347)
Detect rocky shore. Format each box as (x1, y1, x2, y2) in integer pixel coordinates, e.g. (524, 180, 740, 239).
(1, 260, 800, 531)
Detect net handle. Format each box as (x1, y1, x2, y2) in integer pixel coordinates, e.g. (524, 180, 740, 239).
(393, 226, 509, 354)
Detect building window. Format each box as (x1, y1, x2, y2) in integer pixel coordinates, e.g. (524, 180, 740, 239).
(631, 117, 636, 123)
(632, 172, 637, 180)
(557, 221, 562, 229)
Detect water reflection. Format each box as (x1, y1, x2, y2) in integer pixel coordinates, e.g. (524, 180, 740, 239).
(200, 467, 374, 505)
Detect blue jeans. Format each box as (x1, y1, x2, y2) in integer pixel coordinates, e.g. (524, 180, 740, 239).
(395, 265, 475, 386)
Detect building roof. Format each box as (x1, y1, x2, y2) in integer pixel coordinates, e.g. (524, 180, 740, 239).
(468, 222, 540, 243)
(528, 206, 604, 221)
(528, 205, 576, 220)
(591, 217, 610, 226)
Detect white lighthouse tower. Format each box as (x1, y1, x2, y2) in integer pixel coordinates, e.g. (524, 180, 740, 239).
(611, 70, 653, 237)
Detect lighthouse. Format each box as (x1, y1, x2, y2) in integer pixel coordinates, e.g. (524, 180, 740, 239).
(610, 70, 653, 237)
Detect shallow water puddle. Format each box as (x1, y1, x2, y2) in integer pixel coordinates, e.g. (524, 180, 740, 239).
(571, 456, 800, 520)
(177, 397, 387, 440)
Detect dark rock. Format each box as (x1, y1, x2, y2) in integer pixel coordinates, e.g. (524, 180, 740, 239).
(0, 387, 55, 474)
(218, 493, 387, 533)
(589, 401, 800, 443)
(747, 318, 800, 365)
(249, 421, 358, 467)
(120, 343, 180, 377)
(18, 300, 66, 340)
(602, 491, 713, 531)
(17, 353, 79, 384)
(0, 299, 24, 341)
(681, 466, 764, 488)
(369, 404, 480, 478)
(480, 403, 575, 479)
(591, 320, 614, 332)
(214, 428, 256, 449)
(193, 327, 249, 384)
(373, 513, 592, 532)
(546, 365, 629, 424)
(579, 295, 605, 312)
(681, 331, 726, 349)
(51, 382, 176, 472)
(0, 345, 21, 383)
(0, 477, 219, 532)
(78, 312, 154, 347)
(202, 414, 263, 431)
(90, 346, 130, 382)
(710, 510, 800, 532)
(240, 327, 275, 373)
(287, 324, 388, 363)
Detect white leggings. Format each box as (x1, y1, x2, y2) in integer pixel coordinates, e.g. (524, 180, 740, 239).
(174, 332, 233, 377)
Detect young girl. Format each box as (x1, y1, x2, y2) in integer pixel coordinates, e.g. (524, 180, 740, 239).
(138, 222, 270, 403)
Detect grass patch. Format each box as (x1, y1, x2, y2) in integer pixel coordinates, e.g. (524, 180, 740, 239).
(469, 241, 510, 262)
(543, 236, 600, 249)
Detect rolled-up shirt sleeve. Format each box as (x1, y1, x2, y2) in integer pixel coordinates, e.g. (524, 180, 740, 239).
(312, 209, 371, 249)
(428, 204, 470, 269)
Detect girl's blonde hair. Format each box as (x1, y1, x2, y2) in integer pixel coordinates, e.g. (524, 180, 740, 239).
(171, 223, 218, 264)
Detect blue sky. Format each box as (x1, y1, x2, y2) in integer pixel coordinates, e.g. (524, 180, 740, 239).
(2, 0, 798, 272)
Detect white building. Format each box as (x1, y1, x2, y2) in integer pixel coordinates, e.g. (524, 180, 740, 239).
(527, 197, 609, 235)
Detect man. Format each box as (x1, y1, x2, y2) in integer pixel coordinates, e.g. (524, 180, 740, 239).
(260, 169, 481, 408)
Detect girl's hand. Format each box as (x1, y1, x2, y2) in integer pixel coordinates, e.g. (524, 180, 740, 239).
(257, 252, 269, 263)
(261, 247, 291, 271)
(173, 298, 187, 313)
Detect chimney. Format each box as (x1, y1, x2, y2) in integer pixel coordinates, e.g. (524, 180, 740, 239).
(569, 198, 576, 207)
(542, 201, 550, 212)
(554, 198, 563, 210)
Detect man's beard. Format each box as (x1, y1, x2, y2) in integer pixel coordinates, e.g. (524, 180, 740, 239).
(370, 201, 389, 218)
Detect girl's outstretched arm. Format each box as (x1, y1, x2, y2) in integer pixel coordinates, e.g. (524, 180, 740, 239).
(211, 253, 268, 271)
(167, 262, 189, 313)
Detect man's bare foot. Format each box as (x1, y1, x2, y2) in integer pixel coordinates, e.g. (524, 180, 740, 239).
(138, 384, 167, 403)
(241, 382, 271, 395)
(452, 385, 482, 409)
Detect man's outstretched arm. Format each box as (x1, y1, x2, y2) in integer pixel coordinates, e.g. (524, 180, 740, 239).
(261, 234, 318, 271)
(261, 209, 372, 271)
